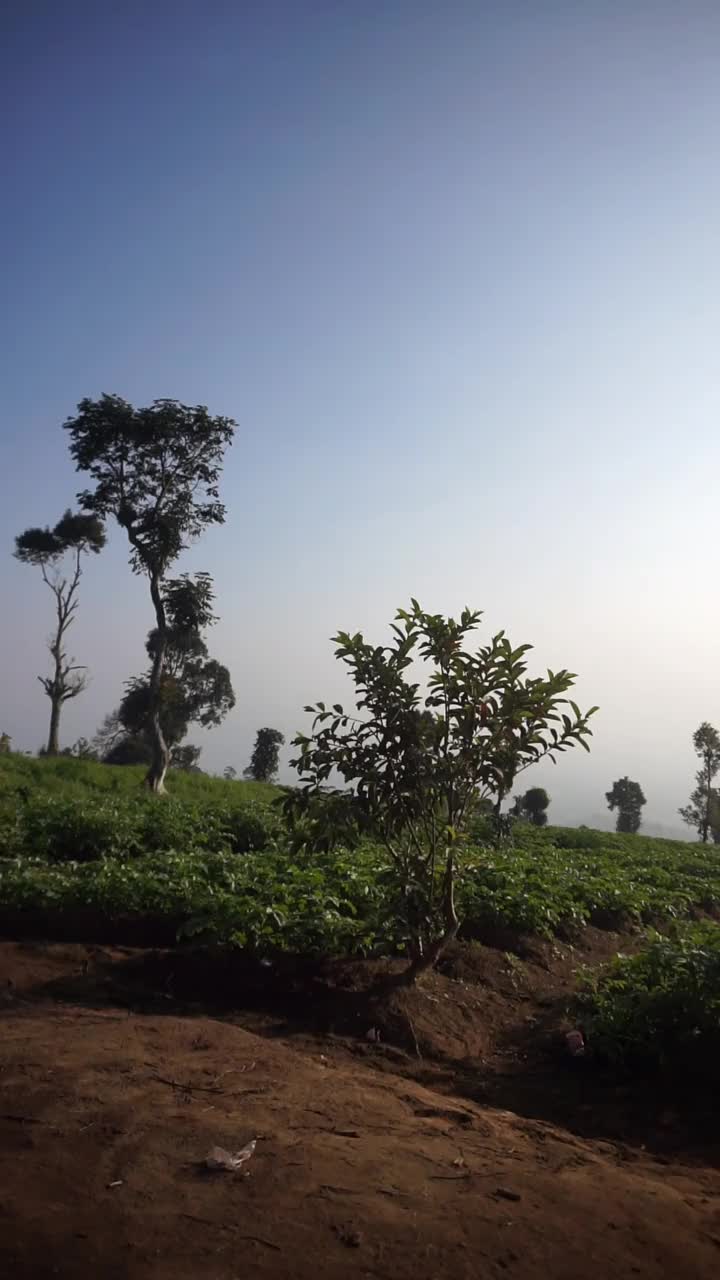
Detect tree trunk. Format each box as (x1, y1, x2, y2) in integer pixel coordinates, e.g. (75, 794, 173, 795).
(146, 728, 169, 794)
(46, 697, 61, 756)
(376, 848, 459, 991)
(703, 764, 712, 843)
(145, 572, 170, 794)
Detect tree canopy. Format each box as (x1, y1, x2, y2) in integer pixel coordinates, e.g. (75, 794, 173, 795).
(511, 787, 551, 826)
(245, 728, 284, 782)
(97, 600, 234, 768)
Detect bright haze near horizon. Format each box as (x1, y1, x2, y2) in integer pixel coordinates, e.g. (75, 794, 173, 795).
(2, 1, 719, 836)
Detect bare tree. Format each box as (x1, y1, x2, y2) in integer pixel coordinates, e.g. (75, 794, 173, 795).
(14, 510, 105, 755)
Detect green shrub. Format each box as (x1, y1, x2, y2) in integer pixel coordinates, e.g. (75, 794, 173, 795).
(15, 794, 144, 862)
(0, 754, 281, 861)
(581, 922, 720, 1072)
(0, 844, 395, 957)
(3, 751, 720, 956)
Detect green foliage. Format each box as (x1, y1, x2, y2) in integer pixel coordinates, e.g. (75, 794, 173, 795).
(14, 509, 105, 567)
(0, 846, 391, 957)
(170, 744, 202, 772)
(289, 601, 596, 974)
(606, 776, 646, 834)
(581, 922, 720, 1072)
(64, 396, 236, 576)
(458, 824, 720, 935)
(245, 728, 285, 782)
(0, 753, 280, 860)
(105, 586, 235, 768)
(2, 755, 719, 965)
(679, 722, 720, 843)
(0, 788, 280, 864)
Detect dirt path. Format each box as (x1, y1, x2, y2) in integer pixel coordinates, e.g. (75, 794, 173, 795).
(1, 942, 720, 1279)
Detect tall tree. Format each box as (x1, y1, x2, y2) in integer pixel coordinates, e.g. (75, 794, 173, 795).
(64, 395, 235, 791)
(245, 727, 284, 782)
(511, 786, 550, 826)
(679, 722, 720, 842)
(605, 776, 646, 834)
(288, 601, 597, 984)
(14, 510, 105, 755)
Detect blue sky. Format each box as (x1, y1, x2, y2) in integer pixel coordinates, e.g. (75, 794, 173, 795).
(2, 1, 720, 833)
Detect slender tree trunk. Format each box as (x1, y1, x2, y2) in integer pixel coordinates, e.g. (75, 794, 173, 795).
(39, 548, 86, 757)
(145, 572, 170, 793)
(46, 696, 62, 756)
(378, 848, 459, 991)
(703, 761, 712, 843)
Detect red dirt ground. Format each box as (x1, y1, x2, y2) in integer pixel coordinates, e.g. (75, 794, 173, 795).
(1, 936, 719, 1279)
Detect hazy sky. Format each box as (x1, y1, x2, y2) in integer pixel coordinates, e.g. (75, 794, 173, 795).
(2, 1, 720, 834)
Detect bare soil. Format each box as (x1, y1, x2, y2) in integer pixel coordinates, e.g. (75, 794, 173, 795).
(1, 932, 719, 1279)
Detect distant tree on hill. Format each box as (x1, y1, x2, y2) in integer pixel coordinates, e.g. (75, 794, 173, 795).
(57, 737, 98, 760)
(223, 765, 237, 781)
(14, 510, 105, 755)
(679, 722, 720, 843)
(64, 394, 235, 791)
(170, 744, 202, 772)
(245, 728, 284, 782)
(606, 776, 646, 834)
(511, 787, 550, 826)
(0, 733, 11, 755)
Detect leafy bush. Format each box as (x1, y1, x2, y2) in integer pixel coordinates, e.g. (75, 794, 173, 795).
(0, 845, 394, 957)
(0, 754, 280, 861)
(13, 794, 144, 862)
(581, 922, 720, 1073)
(458, 827, 720, 937)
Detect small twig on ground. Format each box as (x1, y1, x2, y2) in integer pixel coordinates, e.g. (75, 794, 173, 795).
(179, 1213, 280, 1250)
(1, 1113, 47, 1125)
(429, 1172, 472, 1181)
(146, 1069, 265, 1098)
(235, 1235, 281, 1252)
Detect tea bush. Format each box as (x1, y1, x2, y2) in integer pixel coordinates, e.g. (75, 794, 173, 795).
(581, 921, 720, 1072)
(2, 753, 720, 957)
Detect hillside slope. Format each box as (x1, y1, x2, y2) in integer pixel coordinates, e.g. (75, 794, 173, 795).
(1, 943, 719, 1280)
